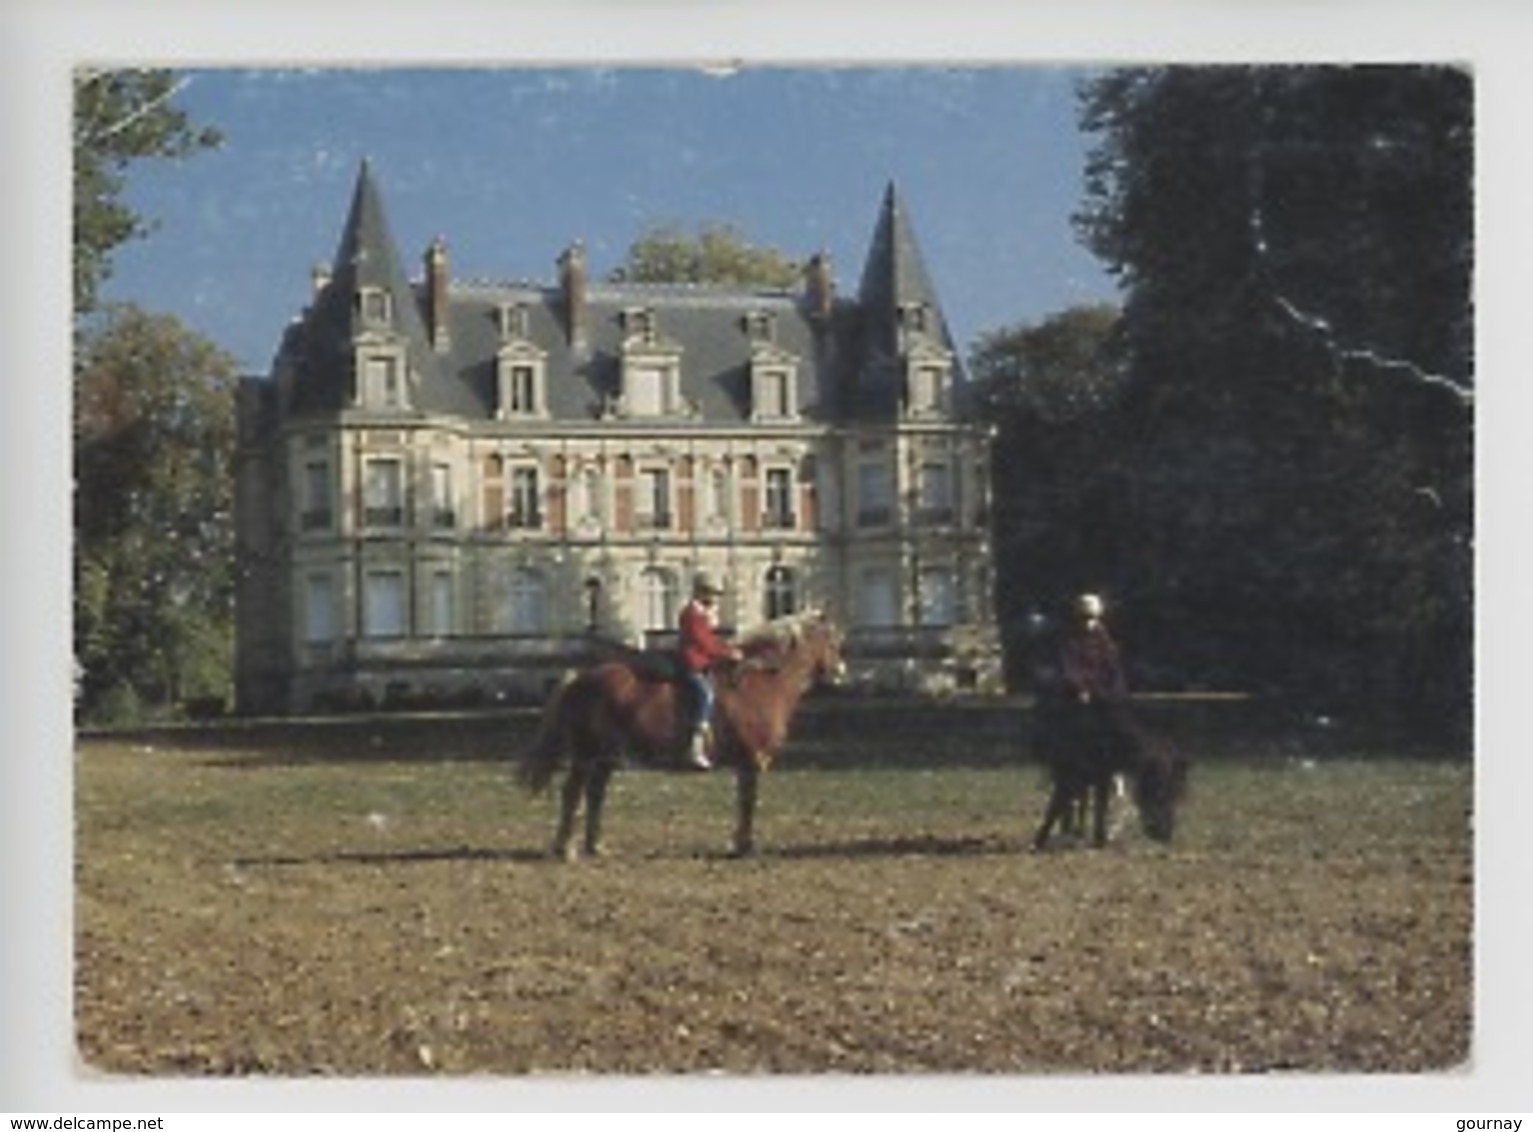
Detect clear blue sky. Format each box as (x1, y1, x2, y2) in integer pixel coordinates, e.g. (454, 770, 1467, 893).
(100, 65, 1120, 374)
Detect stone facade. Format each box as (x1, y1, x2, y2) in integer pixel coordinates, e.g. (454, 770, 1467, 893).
(234, 162, 1001, 714)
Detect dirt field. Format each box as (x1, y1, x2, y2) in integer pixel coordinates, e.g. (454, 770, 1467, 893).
(74, 704, 1472, 1076)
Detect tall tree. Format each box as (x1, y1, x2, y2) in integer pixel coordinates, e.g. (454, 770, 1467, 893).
(73, 68, 221, 318)
(969, 304, 1125, 688)
(611, 224, 801, 288)
(75, 306, 238, 721)
(1074, 65, 1472, 729)
(968, 307, 1123, 587)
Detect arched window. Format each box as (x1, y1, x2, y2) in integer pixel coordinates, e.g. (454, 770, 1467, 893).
(639, 567, 678, 634)
(764, 565, 797, 621)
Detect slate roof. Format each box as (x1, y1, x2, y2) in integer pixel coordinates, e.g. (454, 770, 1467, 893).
(278, 163, 960, 427)
(857, 182, 959, 360)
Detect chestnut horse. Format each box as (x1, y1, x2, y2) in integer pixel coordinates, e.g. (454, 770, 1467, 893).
(517, 612, 845, 859)
(1030, 692, 1188, 850)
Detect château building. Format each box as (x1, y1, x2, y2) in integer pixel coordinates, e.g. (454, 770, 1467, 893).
(233, 161, 1001, 714)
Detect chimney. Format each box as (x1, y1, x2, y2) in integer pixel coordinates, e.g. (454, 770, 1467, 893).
(559, 241, 588, 348)
(805, 251, 834, 323)
(424, 236, 451, 352)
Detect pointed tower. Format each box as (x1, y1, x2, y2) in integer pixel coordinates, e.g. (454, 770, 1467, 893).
(857, 183, 958, 357)
(855, 182, 960, 418)
(278, 160, 439, 415)
(323, 159, 440, 409)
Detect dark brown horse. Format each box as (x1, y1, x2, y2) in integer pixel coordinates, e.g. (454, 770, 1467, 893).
(517, 612, 845, 859)
(1031, 693, 1188, 850)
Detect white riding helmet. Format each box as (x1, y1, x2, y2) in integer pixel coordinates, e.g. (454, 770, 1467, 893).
(1077, 593, 1105, 620)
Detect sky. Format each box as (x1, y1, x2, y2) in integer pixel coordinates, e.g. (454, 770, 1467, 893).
(99, 65, 1120, 374)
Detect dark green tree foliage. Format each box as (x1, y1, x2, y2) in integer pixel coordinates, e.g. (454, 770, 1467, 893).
(1073, 65, 1472, 729)
(75, 306, 238, 721)
(73, 68, 221, 317)
(968, 305, 1126, 685)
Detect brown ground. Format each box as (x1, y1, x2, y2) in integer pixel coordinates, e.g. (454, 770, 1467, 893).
(74, 710, 1472, 1077)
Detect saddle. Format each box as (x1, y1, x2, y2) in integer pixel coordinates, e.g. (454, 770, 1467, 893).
(625, 648, 684, 684)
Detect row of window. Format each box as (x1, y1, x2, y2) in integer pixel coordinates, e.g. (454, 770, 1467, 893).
(352, 286, 952, 422)
(355, 335, 806, 424)
(303, 562, 961, 645)
(304, 564, 807, 644)
(300, 456, 956, 535)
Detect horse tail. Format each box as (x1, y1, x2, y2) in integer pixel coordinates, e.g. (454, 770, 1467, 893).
(517, 674, 577, 794)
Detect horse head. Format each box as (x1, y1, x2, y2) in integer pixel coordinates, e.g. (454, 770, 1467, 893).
(798, 609, 846, 688)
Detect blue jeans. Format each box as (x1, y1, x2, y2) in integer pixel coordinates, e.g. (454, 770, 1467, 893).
(684, 669, 714, 732)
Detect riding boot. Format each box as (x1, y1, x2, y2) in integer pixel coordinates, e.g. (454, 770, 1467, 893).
(685, 723, 713, 770)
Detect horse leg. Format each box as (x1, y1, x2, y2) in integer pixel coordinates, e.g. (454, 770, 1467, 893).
(1067, 788, 1087, 838)
(582, 761, 613, 858)
(1032, 779, 1073, 851)
(552, 764, 586, 862)
(1090, 776, 1110, 848)
(732, 760, 760, 858)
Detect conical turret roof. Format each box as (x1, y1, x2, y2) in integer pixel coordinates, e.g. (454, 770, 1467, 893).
(284, 160, 480, 414)
(856, 181, 958, 360)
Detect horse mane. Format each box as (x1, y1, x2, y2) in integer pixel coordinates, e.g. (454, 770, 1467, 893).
(735, 611, 831, 660)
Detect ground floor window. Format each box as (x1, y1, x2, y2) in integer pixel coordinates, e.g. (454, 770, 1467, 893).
(427, 570, 454, 636)
(304, 573, 337, 643)
(857, 566, 897, 627)
(919, 569, 956, 627)
(507, 567, 547, 634)
(363, 569, 407, 638)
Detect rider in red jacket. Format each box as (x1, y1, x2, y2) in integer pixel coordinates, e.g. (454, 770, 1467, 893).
(677, 573, 740, 769)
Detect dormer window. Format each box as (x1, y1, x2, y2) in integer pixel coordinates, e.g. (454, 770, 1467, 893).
(499, 302, 531, 341)
(358, 287, 392, 327)
(620, 307, 657, 344)
(911, 365, 947, 414)
(624, 360, 682, 416)
(356, 346, 408, 410)
(751, 365, 797, 421)
(902, 351, 953, 418)
(619, 313, 684, 417)
(496, 342, 548, 420)
(898, 301, 930, 336)
(745, 310, 776, 343)
(507, 365, 536, 413)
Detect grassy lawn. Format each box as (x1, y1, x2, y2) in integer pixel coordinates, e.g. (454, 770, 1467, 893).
(74, 710, 1472, 1076)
